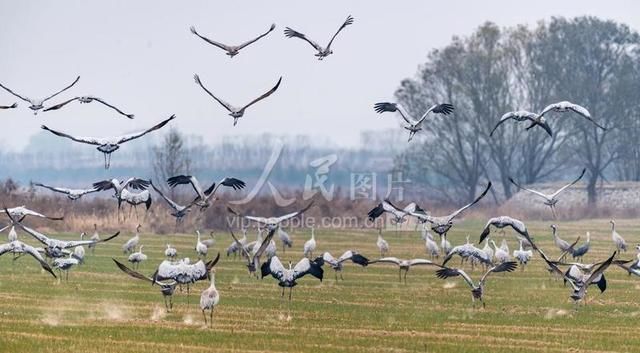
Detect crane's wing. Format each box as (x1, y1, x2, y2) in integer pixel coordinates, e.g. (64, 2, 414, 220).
(167, 175, 205, 199)
(569, 105, 606, 130)
(253, 228, 275, 259)
(41, 125, 102, 146)
(236, 23, 276, 50)
(550, 168, 586, 198)
(189, 26, 233, 51)
(446, 182, 492, 222)
(417, 103, 455, 125)
(262, 255, 285, 279)
(33, 183, 71, 195)
(274, 202, 314, 224)
(325, 15, 354, 50)
(577, 251, 616, 298)
(122, 178, 151, 191)
(228, 228, 251, 258)
(113, 258, 154, 283)
(408, 259, 434, 266)
(489, 111, 519, 137)
(240, 76, 282, 111)
(480, 261, 518, 284)
(374, 102, 416, 125)
(368, 257, 401, 265)
(284, 27, 323, 52)
(151, 182, 181, 211)
(226, 207, 269, 225)
(42, 76, 81, 102)
(43, 97, 80, 112)
(116, 115, 175, 144)
(193, 74, 234, 112)
(201, 177, 246, 201)
(0, 82, 30, 102)
(18, 242, 57, 278)
(64, 232, 119, 248)
(92, 97, 134, 119)
(293, 257, 323, 281)
(435, 266, 475, 289)
(508, 177, 549, 200)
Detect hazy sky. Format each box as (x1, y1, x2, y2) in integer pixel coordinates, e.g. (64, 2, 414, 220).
(1, 0, 639, 151)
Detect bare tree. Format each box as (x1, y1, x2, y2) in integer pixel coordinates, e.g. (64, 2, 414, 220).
(152, 128, 192, 199)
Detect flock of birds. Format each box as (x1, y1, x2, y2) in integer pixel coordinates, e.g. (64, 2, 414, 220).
(0, 14, 632, 327)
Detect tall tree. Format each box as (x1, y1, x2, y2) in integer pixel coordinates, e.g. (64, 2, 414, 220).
(152, 128, 192, 199)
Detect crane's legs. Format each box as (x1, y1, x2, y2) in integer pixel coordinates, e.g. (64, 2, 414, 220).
(398, 268, 402, 283)
(550, 205, 558, 220)
(202, 309, 207, 327)
(403, 269, 408, 284)
(340, 272, 344, 281)
(210, 307, 214, 327)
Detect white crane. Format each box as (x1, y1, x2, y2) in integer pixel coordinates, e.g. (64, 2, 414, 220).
(376, 229, 389, 257)
(128, 245, 147, 269)
(113, 259, 178, 312)
(409, 183, 492, 237)
(122, 225, 141, 254)
(512, 240, 533, 270)
(528, 101, 606, 131)
(315, 250, 368, 281)
(167, 175, 246, 210)
(7, 225, 18, 242)
(260, 256, 323, 303)
(303, 227, 317, 258)
(227, 202, 314, 231)
(0, 76, 80, 114)
(489, 110, 552, 137)
(368, 257, 435, 283)
(190, 23, 276, 58)
(373, 102, 455, 141)
(200, 268, 220, 327)
(435, 261, 518, 308)
(610, 220, 627, 252)
(194, 74, 281, 126)
(43, 95, 134, 119)
(41, 115, 176, 169)
(33, 182, 98, 200)
(509, 169, 585, 219)
(195, 230, 209, 259)
(284, 15, 354, 60)
(0, 240, 56, 277)
(165, 244, 177, 259)
(277, 227, 293, 252)
(482, 238, 494, 261)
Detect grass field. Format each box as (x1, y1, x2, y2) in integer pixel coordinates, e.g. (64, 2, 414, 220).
(0, 219, 639, 353)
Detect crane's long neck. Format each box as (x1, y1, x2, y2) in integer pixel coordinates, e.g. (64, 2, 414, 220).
(209, 273, 216, 289)
(139, 245, 144, 253)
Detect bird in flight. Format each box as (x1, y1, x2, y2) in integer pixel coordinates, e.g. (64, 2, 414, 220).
(41, 115, 175, 169)
(190, 23, 276, 58)
(194, 74, 281, 126)
(0, 76, 80, 115)
(490, 110, 552, 137)
(374, 102, 455, 141)
(284, 15, 354, 60)
(44, 96, 134, 119)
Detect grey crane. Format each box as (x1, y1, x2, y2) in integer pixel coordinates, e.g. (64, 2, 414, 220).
(479, 216, 532, 246)
(367, 199, 425, 224)
(93, 177, 150, 219)
(284, 15, 354, 60)
(509, 169, 585, 219)
(88, 224, 100, 254)
(572, 232, 591, 261)
(165, 244, 178, 259)
(41, 115, 175, 169)
(435, 261, 518, 308)
(261, 256, 323, 302)
(33, 182, 98, 200)
(227, 202, 314, 231)
(113, 258, 178, 311)
(152, 253, 220, 302)
(409, 182, 492, 237)
(314, 250, 368, 281)
(303, 227, 316, 258)
(0, 76, 80, 114)
(190, 23, 276, 57)
(489, 110, 552, 137)
(374, 102, 455, 141)
(550, 225, 579, 260)
(200, 268, 220, 327)
(53, 253, 80, 281)
(5, 206, 63, 221)
(122, 224, 141, 254)
(277, 227, 293, 252)
(376, 229, 389, 257)
(229, 227, 274, 277)
(127, 245, 147, 270)
(120, 189, 152, 220)
(610, 220, 627, 252)
(0, 240, 56, 277)
(527, 101, 606, 131)
(512, 240, 533, 270)
(150, 181, 196, 225)
(167, 175, 245, 210)
(194, 74, 281, 126)
(368, 257, 435, 283)
(44, 95, 134, 119)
